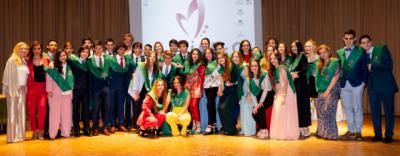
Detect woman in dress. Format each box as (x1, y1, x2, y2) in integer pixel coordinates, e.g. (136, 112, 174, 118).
(26, 41, 50, 139)
(2, 42, 29, 143)
(136, 79, 168, 137)
(315, 44, 341, 140)
(269, 53, 300, 140)
(184, 48, 205, 133)
(289, 40, 311, 138)
(165, 76, 191, 136)
(46, 50, 74, 139)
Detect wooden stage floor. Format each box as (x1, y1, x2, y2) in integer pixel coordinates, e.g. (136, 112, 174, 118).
(0, 115, 399, 156)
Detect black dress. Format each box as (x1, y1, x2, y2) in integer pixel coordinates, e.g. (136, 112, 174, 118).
(291, 54, 311, 127)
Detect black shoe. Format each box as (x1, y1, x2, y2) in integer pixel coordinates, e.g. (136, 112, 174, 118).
(84, 130, 92, 137)
(340, 131, 356, 140)
(383, 137, 393, 144)
(203, 126, 215, 135)
(372, 135, 383, 142)
(74, 130, 81, 137)
(138, 129, 148, 137)
(93, 130, 99, 136)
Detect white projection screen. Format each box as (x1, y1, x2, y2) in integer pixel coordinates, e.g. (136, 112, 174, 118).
(129, 0, 262, 53)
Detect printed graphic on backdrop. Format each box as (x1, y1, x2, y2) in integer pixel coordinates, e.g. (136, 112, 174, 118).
(141, 0, 256, 52)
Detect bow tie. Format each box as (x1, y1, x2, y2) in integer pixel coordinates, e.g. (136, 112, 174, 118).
(345, 48, 351, 51)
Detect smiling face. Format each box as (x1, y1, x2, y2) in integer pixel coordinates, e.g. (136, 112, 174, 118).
(192, 50, 199, 62)
(304, 42, 315, 54)
(343, 34, 356, 48)
(291, 42, 298, 54)
(19, 44, 29, 58)
(47, 41, 58, 53)
(117, 47, 126, 56)
(360, 38, 372, 52)
(94, 45, 103, 56)
(148, 53, 156, 65)
(205, 49, 213, 61)
(80, 49, 89, 60)
(250, 61, 259, 75)
(241, 41, 250, 54)
(201, 39, 209, 50)
(231, 53, 240, 65)
(170, 43, 178, 52)
(33, 44, 42, 56)
(318, 48, 330, 60)
(156, 80, 165, 95)
(155, 43, 163, 53)
(164, 54, 172, 65)
(59, 51, 67, 63)
(278, 43, 286, 55)
(270, 54, 279, 67)
(217, 54, 225, 66)
(173, 78, 182, 91)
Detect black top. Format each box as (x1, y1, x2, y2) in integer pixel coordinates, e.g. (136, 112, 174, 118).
(33, 65, 46, 82)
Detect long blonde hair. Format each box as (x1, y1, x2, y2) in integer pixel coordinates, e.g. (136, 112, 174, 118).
(150, 79, 168, 112)
(11, 42, 29, 66)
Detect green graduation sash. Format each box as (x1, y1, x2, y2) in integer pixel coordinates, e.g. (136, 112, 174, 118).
(316, 58, 339, 93)
(205, 60, 218, 75)
(249, 70, 268, 96)
(148, 92, 163, 111)
(45, 64, 74, 92)
(170, 89, 189, 108)
(337, 47, 362, 74)
(236, 63, 246, 97)
(68, 54, 88, 72)
(252, 51, 262, 61)
(183, 61, 200, 74)
(283, 55, 292, 66)
(109, 55, 130, 73)
(370, 45, 383, 65)
(138, 62, 160, 91)
(273, 65, 296, 93)
(288, 53, 304, 72)
(87, 55, 111, 79)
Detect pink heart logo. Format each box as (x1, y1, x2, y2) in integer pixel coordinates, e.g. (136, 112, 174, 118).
(176, 0, 205, 38)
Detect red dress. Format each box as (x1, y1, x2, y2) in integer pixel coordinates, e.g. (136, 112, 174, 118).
(185, 65, 205, 122)
(26, 57, 50, 131)
(137, 94, 166, 129)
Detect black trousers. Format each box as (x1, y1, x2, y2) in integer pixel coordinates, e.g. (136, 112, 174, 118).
(205, 87, 218, 125)
(72, 88, 90, 132)
(252, 90, 274, 129)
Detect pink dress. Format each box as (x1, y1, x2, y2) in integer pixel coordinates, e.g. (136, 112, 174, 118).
(269, 67, 300, 140)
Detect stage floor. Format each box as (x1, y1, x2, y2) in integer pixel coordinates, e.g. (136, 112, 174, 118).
(0, 115, 399, 156)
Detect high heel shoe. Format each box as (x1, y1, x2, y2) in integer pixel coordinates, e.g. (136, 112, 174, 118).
(138, 128, 148, 137)
(203, 125, 215, 135)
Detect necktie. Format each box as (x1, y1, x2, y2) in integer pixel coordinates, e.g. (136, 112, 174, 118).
(120, 57, 124, 67)
(164, 66, 168, 75)
(136, 57, 138, 63)
(99, 57, 103, 68)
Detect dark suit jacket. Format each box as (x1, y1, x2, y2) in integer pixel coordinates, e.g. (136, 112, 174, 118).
(337, 46, 369, 88)
(368, 45, 398, 94)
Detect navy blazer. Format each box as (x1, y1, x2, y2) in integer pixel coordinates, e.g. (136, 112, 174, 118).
(368, 45, 398, 94)
(337, 46, 369, 88)
(67, 59, 90, 90)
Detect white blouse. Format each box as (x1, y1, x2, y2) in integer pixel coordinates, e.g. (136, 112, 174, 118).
(250, 75, 272, 105)
(204, 65, 222, 88)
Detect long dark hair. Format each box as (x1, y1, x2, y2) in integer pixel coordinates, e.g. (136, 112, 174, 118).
(249, 59, 261, 79)
(28, 41, 43, 61)
(239, 39, 252, 58)
(54, 51, 68, 74)
(269, 53, 282, 72)
(189, 48, 203, 65)
(291, 40, 304, 57)
(203, 48, 216, 64)
(171, 76, 185, 97)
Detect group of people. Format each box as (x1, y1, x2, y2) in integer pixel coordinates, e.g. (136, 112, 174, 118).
(2, 30, 397, 144)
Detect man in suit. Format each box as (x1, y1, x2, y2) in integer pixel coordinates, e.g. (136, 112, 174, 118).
(160, 50, 178, 87)
(360, 34, 398, 143)
(109, 43, 130, 133)
(87, 41, 112, 136)
(337, 29, 369, 141)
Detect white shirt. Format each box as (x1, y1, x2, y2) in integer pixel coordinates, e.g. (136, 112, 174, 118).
(116, 55, 126, 68)
(94, 54, 104, 68)
(204, 65, 222, 88)
(17, 60, 29, 86)
(367, 46, 374, 59)
(162, 63, 171, 75)
(250, 74, 272, 104)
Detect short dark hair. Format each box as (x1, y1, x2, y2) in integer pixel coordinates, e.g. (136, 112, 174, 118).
(81, 37, 92, 45)
(78, 46, 90, 57)
(178, 40, 189, 47)
(105, 38, 114, 44)
(144, 44, 152, 49)
(133, 42, 142, 49)
(213, 41, 225, 50)
(93, 40, 103, 47)
(115, 42, 128, 50)
(359, 34, 372, 43)
(344, 29, 356, 37)
(169, 39, 178, 46)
